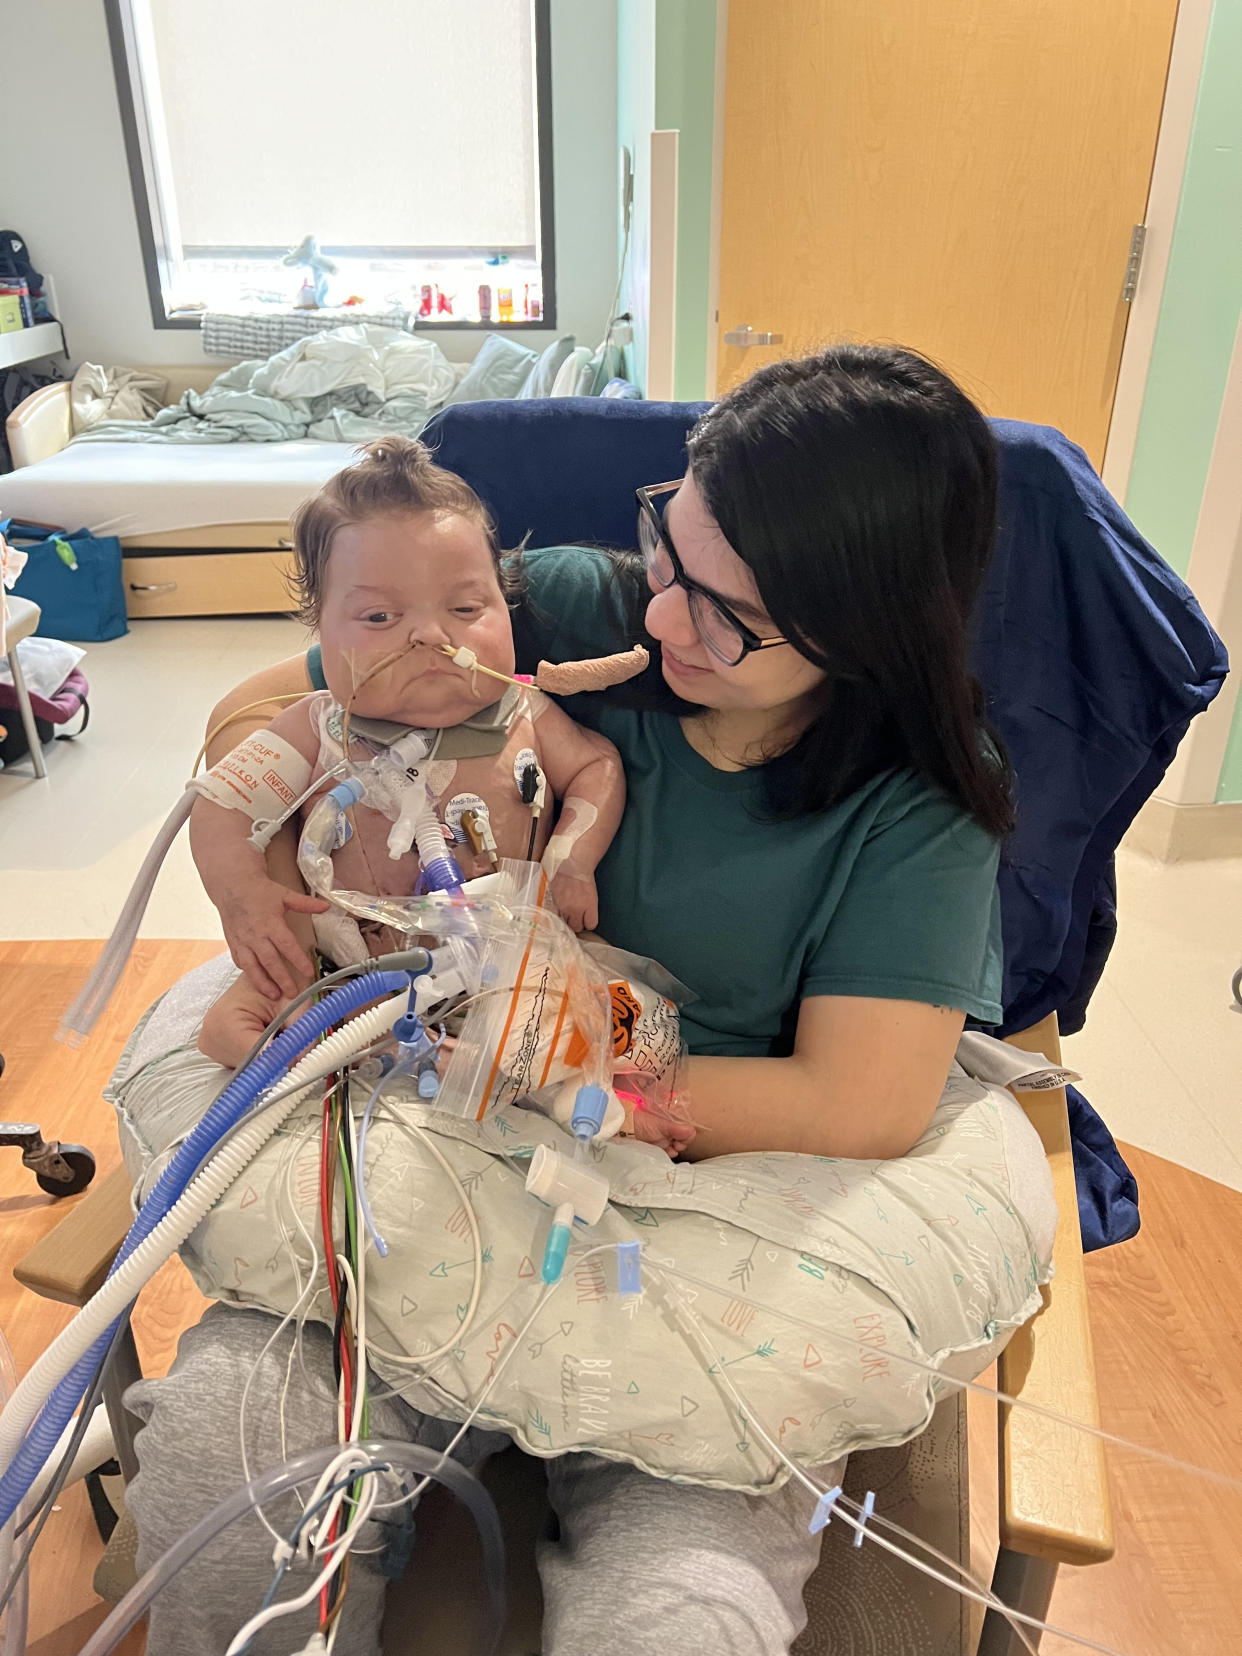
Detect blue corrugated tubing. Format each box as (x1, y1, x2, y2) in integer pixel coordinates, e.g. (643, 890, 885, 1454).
(0, 970, 410, 1524)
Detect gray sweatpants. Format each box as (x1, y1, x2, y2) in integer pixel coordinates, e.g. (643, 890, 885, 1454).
(126, 1305, 834, 1656)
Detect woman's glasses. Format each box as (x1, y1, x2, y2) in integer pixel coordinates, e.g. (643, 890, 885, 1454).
(636, 482, 791, 668)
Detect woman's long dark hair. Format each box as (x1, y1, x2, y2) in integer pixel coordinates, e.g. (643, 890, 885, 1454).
(667, 344, 1014, 836)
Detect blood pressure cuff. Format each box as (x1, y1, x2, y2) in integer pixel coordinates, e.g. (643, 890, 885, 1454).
(188, 730, 312, 823)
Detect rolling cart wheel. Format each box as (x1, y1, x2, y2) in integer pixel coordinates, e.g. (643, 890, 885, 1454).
(36, 1144, 97, 1197)
(1233, 966, 1242, 1010)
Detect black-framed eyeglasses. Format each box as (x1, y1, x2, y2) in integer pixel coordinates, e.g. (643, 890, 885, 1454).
(636, 482, 792, 668)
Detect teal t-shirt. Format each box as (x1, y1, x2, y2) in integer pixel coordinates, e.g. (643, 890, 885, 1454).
(306, 545, 1003, 1054)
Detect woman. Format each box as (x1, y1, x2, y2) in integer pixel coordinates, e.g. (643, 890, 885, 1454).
(129, 345, 1012, 1654)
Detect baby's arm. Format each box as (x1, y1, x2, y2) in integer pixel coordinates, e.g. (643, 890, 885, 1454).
(189, 698, 328, 998)
(532, 696, 626, 933)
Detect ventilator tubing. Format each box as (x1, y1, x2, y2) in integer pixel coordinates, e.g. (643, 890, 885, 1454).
(0, 1329, 26, 1656)
(75, 1440, 507, 1656)
(0, 973, 412, 1526)
(58, 789, 196, 1045)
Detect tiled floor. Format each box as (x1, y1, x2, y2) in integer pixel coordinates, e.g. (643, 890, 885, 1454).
(2, 615, 1239, 1185)
(0, 615, 305, 939)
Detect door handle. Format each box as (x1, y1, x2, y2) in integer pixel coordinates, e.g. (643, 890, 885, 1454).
(723, 324, 784, 347)
(129, 581, 178, 593)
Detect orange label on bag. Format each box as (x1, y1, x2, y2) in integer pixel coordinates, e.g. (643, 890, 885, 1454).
(610, 981, 642, 1057)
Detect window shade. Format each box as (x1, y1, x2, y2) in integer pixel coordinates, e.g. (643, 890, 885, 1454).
(145, 0, 538, 251)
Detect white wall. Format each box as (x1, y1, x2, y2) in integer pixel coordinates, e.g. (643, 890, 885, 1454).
(7, 0, 618, 367)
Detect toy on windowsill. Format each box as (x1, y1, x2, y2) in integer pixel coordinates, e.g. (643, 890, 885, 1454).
(282, 235, 337, 309)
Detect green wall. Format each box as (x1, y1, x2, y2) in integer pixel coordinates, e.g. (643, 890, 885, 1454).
(1126, 0, 1242, 580)
(1121, 0, 1242, 799)
(1219, 687, 1242, 801)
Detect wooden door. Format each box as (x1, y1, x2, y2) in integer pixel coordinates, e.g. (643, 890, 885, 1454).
(715, 0, 1179, 467)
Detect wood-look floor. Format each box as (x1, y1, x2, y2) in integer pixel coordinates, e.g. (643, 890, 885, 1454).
(1, 941, 1238, 1656)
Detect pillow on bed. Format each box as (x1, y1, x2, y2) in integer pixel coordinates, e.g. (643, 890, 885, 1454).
(516, 336, 576, 399)
(549, 345, 599, 398)
(450, 334, 539, 404)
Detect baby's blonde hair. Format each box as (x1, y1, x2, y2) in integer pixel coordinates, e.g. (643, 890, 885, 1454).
(289, 436, 516, 626)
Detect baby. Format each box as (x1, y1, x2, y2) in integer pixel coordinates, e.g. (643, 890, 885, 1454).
(190, 437, 626, 1003)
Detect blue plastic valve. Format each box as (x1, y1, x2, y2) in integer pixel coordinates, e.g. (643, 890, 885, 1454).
(393, 1008, 426, 1049)
(570, 1084, 609, 1141)
(329, 777, 366, 808)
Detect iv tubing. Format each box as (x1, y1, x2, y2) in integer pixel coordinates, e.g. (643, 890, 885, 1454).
(0, 974, 411, 1526)
(73, 1440, 506, 1656)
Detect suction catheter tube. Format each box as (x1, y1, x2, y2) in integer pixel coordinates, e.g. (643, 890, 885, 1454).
(74, 1440, 506, 1656)
(0, 972, 413, 1527)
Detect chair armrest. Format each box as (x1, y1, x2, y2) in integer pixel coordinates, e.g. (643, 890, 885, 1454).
(13, 1163, 133, 1307)
(997, 1013, 1114, 1565)
(5, 380, 73, 468)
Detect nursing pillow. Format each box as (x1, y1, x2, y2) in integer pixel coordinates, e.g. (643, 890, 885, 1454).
(108, 957, 1058, 1491)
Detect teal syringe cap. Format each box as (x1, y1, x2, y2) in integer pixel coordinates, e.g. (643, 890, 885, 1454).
(541, 1222, 572, 1284)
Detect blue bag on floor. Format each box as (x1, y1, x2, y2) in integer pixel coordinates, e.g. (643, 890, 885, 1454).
(2, 517, 128, 642)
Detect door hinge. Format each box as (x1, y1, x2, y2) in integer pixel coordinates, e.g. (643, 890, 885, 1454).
(1122, 224, 1147, 304)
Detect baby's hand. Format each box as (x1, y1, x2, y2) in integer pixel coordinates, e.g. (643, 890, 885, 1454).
(214, 875, 330, 1000)
(549, 869, 599, 935)
(199, 972, 285, 1070)
(627, 1106, 697, 1158)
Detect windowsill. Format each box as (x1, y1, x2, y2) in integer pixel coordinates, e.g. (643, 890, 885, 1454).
(156, 311, 557, 332)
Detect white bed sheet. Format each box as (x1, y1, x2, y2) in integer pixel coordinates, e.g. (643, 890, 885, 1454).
(0, 440, 359, 538)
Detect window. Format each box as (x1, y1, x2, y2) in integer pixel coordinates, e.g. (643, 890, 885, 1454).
(105, 0, 555, 328)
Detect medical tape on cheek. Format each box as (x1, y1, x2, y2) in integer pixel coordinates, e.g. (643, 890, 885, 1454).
(542, 796, 599, 877)
(188, 729, 313, 824)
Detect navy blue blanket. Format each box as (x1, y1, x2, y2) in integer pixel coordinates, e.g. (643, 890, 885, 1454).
(421, 399, 1228, 1248)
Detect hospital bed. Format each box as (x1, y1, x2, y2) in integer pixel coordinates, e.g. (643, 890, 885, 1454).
(3, 369, 350, 619)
